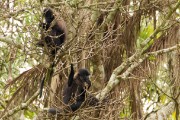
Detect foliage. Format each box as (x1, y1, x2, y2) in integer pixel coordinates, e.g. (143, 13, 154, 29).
(0, 0, 179, 120)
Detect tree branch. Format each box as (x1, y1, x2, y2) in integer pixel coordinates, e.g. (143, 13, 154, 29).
(96, 0, 180, 100)
(96, 44, 180, 100)
(145, 102, 175, 120)
(140, 0, 180, 48)
(1, 90, 40, 119)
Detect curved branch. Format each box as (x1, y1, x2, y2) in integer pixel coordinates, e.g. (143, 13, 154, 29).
(145, 102, 174, 120)
(96, 44, 180, 100)
(1, 90, 40, 119)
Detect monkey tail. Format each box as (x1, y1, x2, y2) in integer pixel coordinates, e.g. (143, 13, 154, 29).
(68, 64, 74, 87)
(39, 77, 45, 98)
(39, 62, 55, 98)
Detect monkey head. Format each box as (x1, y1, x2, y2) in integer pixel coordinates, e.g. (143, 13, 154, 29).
(43, 8, 55, 24)
(75, 69, 91, 89)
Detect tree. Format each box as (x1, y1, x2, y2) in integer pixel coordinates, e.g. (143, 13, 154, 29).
(0, 0, 179, 120)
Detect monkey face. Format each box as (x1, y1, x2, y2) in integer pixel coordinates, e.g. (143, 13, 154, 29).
(76, 69, 91, 89)
(80, 75, 91, 89)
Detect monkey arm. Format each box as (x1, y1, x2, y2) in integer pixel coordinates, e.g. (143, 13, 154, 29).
(47, 101, 82, 115)
(68, 87, 86, 111)
(68, 64, 74, 87)
(63, 86, 73, 104)
(69, 101, 83, 112)
(47, 102, 82, 115)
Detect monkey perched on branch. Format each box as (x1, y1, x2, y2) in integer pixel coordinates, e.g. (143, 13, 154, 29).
(47, 64, 99, 115)
(37, 8, 67, 97)
(37, 7, 67, 57)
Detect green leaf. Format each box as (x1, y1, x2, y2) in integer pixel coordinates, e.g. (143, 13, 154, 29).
(24, 110, 36, 119)
(171, 111, 176, 120)
(148, 55, 156, 61)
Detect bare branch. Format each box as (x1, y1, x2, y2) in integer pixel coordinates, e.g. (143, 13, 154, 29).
(145, 102, 175, 120)
(1, 90, 40, 119)
(97, 44, 180, 100)
(140, 0, 180, 48)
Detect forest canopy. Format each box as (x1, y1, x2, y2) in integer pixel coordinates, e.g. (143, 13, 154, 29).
(0, 0, 180, 120)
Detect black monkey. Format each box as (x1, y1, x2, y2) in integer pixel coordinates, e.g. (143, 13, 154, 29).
(37, 8, 67, 57)
(38, 8, 67, 97)
(48, 64, 99, 115)
(63, 64, 91, 111)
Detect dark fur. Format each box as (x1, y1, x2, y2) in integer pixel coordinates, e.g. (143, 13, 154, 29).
(38, 8, 66, 97)
(48, 64, 99, 115)
(37, 8, 67, 57)
(62, 64, 91, 111)
(39, 62, 54, 98)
